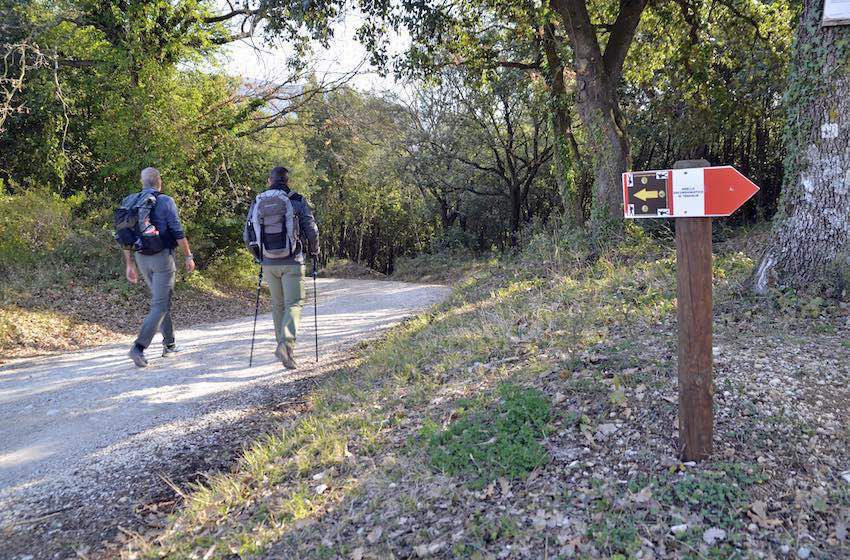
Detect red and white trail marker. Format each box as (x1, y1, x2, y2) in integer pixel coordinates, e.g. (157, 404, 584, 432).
(622, 165, 759, 219)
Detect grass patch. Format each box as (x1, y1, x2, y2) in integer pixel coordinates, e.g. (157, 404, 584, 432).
(588, 515, 642, 558)
(127, 229, 683, 559)
(423, 383, 551, 488)
(391, 248, 486, 284)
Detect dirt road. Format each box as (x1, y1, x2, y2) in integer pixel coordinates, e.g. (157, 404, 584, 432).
(0, 278, 449, 559)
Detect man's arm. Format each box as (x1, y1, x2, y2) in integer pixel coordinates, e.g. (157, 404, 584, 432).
(124, 249, 138, 284)
(165, 197, 194, 272)
(297, 199, 319, 256)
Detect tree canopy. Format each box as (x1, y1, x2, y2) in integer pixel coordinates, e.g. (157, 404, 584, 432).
(7, 0, 841, 292)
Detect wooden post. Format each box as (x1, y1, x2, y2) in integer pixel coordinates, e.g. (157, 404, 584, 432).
(674, 159, 713, 461)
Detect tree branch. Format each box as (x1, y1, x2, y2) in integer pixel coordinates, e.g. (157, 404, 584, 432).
(494, 59, 542, 70)
(713, 0, 769, 43)
(204, 4, 265, 25)
(602, 0, 649, 82)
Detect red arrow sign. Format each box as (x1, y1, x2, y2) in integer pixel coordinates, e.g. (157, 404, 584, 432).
(623, 166, 759, 219)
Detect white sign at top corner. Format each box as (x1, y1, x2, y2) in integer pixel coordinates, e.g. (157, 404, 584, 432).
(823, 0, 850, 26)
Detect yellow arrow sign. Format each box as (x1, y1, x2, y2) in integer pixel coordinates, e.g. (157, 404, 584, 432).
(634, 188, 661, 201)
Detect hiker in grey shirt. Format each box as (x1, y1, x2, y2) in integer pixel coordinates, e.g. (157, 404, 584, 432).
(124, 167, 195, 367)
(244, 165, 319, 369)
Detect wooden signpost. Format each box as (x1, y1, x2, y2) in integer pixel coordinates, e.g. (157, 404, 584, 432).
(622, 160, 759, 461)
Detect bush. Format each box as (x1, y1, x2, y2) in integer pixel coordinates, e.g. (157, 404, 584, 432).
(430, 228, 477, 253)
(54, 228, 120, 279)
(393, 246, 480, 283)
(0, 190, 72, 270)
(204, 248, 259, 290)
(320, 258, 387, 279)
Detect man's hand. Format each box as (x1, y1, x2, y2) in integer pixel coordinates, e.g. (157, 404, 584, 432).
(185, 255, 196, 274)
(309, 240, 320, 257)
(177, 238, 194, 273)
(126, 264, 138, 284)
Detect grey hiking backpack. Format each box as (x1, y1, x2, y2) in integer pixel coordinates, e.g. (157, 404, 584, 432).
(248, 190, 299, 260)
(114, 189, 164, 254)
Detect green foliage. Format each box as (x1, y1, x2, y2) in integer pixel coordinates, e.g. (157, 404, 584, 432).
(299, 87, 433, 273)
(0, 0, 801, 282)
(624, 0, 795, 223)
(204, 248, 259, 290)
(659, 462, 766, 529)
(400, 68, 560, 249)
(0, 0, 282, 268)
(424, 383, 551, 488)
(0, 189, 71, 269)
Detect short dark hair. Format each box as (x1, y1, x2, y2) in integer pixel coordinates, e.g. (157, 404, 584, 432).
(269, 166, 289, 186)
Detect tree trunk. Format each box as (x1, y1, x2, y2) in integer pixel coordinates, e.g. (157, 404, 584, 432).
(357, 220, 365, 262)
(551, 0, 646, 243)
(438, 197, 458, 229)
(574, 62, 630, 231)
(509, 185, 521, 245)
(542, 23, 588, 227)
(752, 2, 850, 294)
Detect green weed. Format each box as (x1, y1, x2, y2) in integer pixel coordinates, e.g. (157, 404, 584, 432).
(660, 462, 765, 529)
(588, 515, 641, 557)
(424, 383, 551, 488)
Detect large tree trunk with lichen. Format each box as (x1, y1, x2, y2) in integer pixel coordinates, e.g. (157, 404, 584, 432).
(575, 66, 630, 234)
(550, 0, 646, 243)
(550, 98, 593, 226)
(751, 1, 850, 295)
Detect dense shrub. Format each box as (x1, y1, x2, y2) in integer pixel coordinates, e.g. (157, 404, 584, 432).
(0, 190, 72, 270)
(204, 248, 260, 290)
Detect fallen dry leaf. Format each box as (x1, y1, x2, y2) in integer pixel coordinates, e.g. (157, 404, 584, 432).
(748, 500, 782, 528)
(367, 526, 383, 544)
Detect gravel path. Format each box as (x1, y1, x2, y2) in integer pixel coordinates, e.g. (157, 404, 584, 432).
(0, 278, 449, 559)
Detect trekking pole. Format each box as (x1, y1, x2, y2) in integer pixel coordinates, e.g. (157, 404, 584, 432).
(312, 256, 319, 363)
(249, 265, 263, 367)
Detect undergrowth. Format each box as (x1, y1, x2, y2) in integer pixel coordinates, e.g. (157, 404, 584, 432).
(423, 383, 551, 488)
(126, 224, 849, 559)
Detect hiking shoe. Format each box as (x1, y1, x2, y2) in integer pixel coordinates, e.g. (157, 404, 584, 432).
(162, 343, 183, 357)
(275, 343, 297, 370)
(128, 346, 148, 368)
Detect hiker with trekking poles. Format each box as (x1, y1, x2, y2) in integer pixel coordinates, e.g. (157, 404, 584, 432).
(244, 165, 320, 369)
(115, 167, 195, 368)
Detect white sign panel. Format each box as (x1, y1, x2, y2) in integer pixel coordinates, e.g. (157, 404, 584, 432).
(671, 169, 705, 217)
(823, 0, 850, 26)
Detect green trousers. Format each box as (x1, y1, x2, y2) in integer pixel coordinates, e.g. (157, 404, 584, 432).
(263, 264, 305, 351)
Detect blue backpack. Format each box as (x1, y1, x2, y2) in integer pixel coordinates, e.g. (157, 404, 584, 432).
(114, 190, 164, 254)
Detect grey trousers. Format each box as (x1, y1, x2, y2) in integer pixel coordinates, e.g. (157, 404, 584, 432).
(134, 250, 176, 349)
